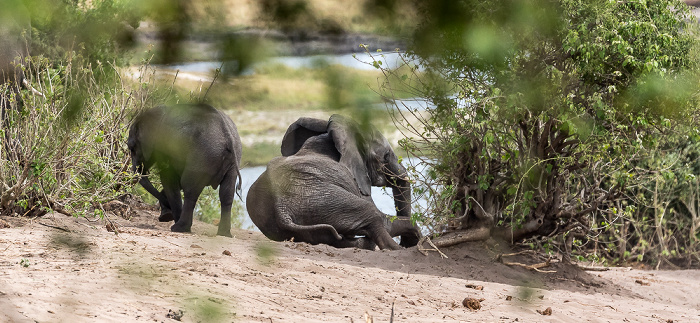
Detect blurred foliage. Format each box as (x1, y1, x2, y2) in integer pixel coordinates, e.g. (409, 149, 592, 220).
(25, 0, 139, 69)
(377, 0, 700, 266)
(241, 142, 281, 167)
(254, 241, 278, 266)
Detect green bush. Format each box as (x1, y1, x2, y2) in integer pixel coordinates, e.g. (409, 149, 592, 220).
(378, 0, 700, 266)
(0, 55, 151, 217)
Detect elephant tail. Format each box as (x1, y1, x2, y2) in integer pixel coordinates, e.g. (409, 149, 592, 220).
(275, 205, 343, 241)
(234, 167, 242, 200)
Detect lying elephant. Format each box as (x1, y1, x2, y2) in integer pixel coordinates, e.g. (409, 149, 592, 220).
(128, 104, 242, 236)
(247, 114, 420, 250)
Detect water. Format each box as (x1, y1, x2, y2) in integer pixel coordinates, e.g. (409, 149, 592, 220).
(237, 158, 427, 231)
(164, 52, 416, 75)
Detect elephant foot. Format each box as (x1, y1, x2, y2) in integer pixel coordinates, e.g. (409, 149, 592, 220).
(399, 233, 421, 248)
(217, 229, 233, 237)
(158, 211, 174, 222)
(170, 222, 192, 233)
(356, 238, 377, 250)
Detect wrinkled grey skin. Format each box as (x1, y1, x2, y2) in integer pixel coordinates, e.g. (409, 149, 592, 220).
(128, 104, 242, 236)
(246, 115, 420, 250)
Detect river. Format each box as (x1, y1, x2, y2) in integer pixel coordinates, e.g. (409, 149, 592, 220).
(165, 51, 414, 75)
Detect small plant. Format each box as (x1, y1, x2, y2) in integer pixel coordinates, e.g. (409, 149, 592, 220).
(19, 258, 30, 268)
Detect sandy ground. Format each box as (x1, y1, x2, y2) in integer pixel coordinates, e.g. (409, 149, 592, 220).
(1, 209, 699, 323)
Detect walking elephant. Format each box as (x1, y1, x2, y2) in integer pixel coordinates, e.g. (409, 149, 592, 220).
(246, 114, 420, 250)
(128, 104, 242, 237)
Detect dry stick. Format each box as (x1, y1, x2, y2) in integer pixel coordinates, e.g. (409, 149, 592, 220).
(390, 300, 395, 323)
(496, 250, 536, 259)
(36, 222, 71, 232)
(498, 252, 557, 273)
(501, 258, 556, 273)
(417, 236, 448, 259)
(201, 63, 223, 101)
(98, 204, 119, 235)
(576, 265, 610, 272)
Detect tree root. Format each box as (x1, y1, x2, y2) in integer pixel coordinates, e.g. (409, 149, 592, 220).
(46, 198, 74, 217)
(494, 217, 544, 242)
(430, 227, 492, 248)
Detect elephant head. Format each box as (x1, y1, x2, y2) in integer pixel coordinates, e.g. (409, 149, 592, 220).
(280, 114, 417, 245)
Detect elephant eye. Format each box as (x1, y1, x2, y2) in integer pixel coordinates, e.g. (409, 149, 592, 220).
(384, 151, 392, 161)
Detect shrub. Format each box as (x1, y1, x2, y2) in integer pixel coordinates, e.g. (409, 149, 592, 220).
(376, 0, 700, 265)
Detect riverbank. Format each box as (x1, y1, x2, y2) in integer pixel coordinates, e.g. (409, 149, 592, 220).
(1, 213, 696, 322)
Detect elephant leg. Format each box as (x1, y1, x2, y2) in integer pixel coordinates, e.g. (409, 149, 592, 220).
(160, 171, 182, 223)
(158, 189, 174, 222)
(310, 188, 402, 250)
(367, 220, 402, 250)
(328, 237, 376, 250)
(216, 169, 237, 237)
(171, 174, 205, 233)
(137, 174, 173, 222)
(388, 216, 421, 247)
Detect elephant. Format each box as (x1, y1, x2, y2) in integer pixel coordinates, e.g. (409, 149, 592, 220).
(127, 104, 242, 236)
(246, 114, 421, 250)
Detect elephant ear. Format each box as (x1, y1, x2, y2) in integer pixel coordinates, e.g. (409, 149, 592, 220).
(281, 117, 329, 156)
(328, 114, 372, 196)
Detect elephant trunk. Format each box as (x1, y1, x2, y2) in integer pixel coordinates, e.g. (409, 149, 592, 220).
(388, 161, 411, 219)
(386, 160, 420, 247)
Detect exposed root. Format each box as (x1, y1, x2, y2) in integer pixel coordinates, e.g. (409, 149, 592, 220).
(46, 198, 74, 217)
(417, 236, 448, 258)
(495, 217, 543, 242)
(430, 227, 491, 248)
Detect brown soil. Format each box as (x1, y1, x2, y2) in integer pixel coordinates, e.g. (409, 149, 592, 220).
(1, 210, 699, 322)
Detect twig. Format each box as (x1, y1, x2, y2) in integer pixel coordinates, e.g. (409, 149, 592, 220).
(390, 299, 395, 323)
(497, 250, 536, 259)
(576, 265, 610, 271)
(502, 261, 556, 273)
(202, 63, 223, 101)
(37, 222, 71, 232)
(417, 236, 448, 258)
(501, 258, 556, 273)
(98, 203, 119, 235)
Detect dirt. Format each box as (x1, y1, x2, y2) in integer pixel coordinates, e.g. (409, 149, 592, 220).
(1, 210, 699, 323)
